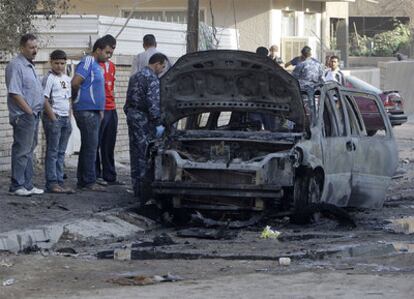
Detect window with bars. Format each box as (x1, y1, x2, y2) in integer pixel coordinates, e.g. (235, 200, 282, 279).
(122, 9, 205, 24)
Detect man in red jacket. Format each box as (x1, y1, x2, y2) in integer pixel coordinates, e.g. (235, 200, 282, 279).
(96, 34, 123, 185)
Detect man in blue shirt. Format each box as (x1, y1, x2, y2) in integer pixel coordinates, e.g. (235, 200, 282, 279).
(71, 37, 113, 191)
(124, 53, 167, 201)
(5, 33, 45, 196)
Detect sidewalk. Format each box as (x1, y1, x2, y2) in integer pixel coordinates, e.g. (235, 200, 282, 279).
(0, 156, 144, 252)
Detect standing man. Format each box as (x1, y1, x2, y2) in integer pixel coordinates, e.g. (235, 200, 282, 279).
(124, 53, 167, 200)
(71, 38, 113, 191)
(292, 46, 324, 91)
(95, 34, 123, 186)
(130, 34, 170, 76)
(5, 33, 45, 196)
(324, 55, 345, 85)
(269, 44, 284, 66)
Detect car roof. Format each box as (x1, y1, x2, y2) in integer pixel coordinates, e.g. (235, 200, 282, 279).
(346, 75, 382, 94)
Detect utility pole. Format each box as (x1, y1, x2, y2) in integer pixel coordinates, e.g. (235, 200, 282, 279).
(186, 0, 199, 53)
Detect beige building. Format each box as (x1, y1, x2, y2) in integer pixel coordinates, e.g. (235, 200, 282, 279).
(67, 0, 352, 64)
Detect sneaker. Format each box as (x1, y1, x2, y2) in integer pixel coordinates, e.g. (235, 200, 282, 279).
(107, 180, 126, 186)
(28, 187, 44, 195)
(10, 188, 32, 196)
(96, 178, 108, 186)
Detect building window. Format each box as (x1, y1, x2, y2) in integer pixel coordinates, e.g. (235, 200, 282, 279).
(122, 9, 205, 24)
(304, 13, 317, 37)
(282, 11, 295, 36)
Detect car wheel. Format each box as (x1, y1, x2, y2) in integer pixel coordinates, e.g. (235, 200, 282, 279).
(367, 129, 377, 136)
(293, 174, 322, 210)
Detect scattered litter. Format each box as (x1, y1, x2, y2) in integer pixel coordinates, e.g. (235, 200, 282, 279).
(56, 247, 77, 255)
(260, 226, 281, 239)
(155, 273, 183, 282)
(109, 275, 155, 286)
(278, 257, 291, 266)
(191, 211, 263, 228)
(290, 203, 356, 228)
(2, 278, 15, 286)
(108, 273, 183, 286)
(255, 268, 270, 272)
(387, 217, 414, 234)
(153, 233, 176, 246)
(114, 248, 132, 261)
(177, 227, 238, 240)
(0, 259, 13, 268)
(20, 245, 41, 254)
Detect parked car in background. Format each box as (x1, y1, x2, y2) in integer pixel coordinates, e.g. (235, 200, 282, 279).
(345, 75, 407, 135)
(142, 51, 398, 222)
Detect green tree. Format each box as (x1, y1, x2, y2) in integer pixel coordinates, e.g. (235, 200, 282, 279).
(380, 0, 414, 57)
(0, 0, 70, 54)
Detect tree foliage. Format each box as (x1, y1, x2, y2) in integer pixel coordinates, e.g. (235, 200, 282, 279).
(350, 22, 410, 57)
(0, 0, 70, 54)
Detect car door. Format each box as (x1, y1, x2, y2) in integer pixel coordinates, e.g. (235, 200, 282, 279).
(318, 85, 353, 207)
(343, 91, 398, 208)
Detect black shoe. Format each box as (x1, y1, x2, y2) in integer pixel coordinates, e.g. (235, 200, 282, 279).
(107, 180, 126, 186)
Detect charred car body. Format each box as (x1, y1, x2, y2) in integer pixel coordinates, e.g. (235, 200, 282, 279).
(146, 50, 398, 216)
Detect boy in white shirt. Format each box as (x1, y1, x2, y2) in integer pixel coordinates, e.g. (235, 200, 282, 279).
(42, 50, 74, 193)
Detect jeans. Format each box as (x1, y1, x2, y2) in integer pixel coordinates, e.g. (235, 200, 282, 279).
(74, 110, 101, 187)
(9, 113, 40, 192)
(96, 110, 118, 182)
(43, 115, 72, 190)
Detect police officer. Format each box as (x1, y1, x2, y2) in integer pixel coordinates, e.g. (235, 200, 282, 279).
(124, 53, 167, 200)
(292, 46, 324, 91)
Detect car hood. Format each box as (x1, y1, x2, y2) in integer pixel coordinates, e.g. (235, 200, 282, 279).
(160, 50, 306, 131)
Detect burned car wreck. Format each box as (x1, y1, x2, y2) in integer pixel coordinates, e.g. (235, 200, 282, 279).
(145, 50, 398, 217)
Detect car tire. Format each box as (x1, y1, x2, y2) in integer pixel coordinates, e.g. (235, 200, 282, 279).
(293, 174, 322, 210)
(367, 129, 377, 136)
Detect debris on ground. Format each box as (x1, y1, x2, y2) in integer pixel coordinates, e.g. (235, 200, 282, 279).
(260, 226, 281, 239)
(191, 211, 263, 228)
(0, 259, 13, 268)
(153, 233, 176, 246)
(108, 273, 183, 286)
(114, 248, 132, 261)
(20, 245, 41, 254)
(387, 216, 414, 234)
(55, 247, 77, 255)
(290, 203, 356, 228)
(2, 278, 15, 286)
(176, 228, 239, 240)
(278, 257, 291, 266)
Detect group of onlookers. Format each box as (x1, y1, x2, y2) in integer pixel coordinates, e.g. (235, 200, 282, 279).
(5, 33, 168, 197)
(256, 44, 345, 90)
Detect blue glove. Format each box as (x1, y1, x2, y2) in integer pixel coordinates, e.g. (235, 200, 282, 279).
(155, 125, 165, 138)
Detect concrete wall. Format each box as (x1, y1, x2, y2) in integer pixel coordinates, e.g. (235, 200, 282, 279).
(349, 56, 397, 67)
(378, 61, 414, 114)
(0, 59, 131, 171)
